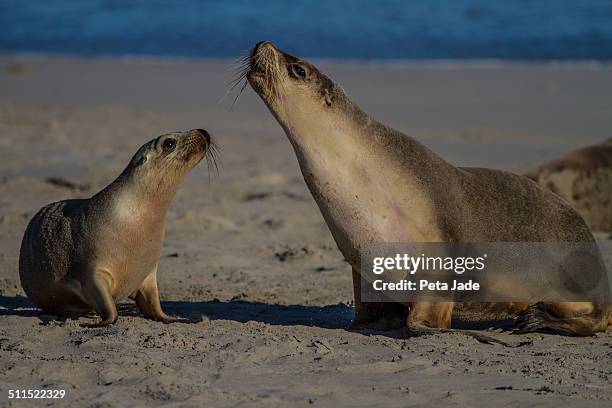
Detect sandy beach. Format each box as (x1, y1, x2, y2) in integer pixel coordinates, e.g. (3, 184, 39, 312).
(1, 56, 611, 407)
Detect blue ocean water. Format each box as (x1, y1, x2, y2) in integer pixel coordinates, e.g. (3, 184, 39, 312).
(1, 0, 611, 60)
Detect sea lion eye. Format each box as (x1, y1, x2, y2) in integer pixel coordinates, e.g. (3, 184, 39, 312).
(289, 63, 307, 79)
(162, 138, 176, 151)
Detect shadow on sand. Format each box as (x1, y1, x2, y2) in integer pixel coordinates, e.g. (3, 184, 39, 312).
(0, 295, 354, 330)
(0, 295, 40, 317)
(163, 299, 355, 329)
(1, 295, 513, 335)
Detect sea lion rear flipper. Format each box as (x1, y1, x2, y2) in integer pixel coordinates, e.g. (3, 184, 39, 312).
(514, 301, 608, 336)
(80, 269, 118, 328)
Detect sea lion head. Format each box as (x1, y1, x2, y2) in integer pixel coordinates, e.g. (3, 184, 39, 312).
(124, 128, 215, 194)
(247, 42, 361, 136)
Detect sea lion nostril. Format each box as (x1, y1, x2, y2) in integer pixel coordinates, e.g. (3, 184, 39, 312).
(195, 128, 211, 144)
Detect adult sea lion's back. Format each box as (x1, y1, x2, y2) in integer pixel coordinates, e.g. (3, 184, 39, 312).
(457, 167, 594, 242)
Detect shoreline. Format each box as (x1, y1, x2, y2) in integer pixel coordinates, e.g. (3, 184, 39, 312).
(3, 52, 612, 69)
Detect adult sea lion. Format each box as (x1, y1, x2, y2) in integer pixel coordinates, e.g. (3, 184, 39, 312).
(19, 129, 214, 327)
(245, 41, 611, 337)
(526, 138, 612, 232)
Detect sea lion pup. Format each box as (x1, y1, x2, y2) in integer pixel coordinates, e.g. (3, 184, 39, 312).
(19, 129, 213, 327)
(526, 138, 612, 232)
(245, 41, 611, 339)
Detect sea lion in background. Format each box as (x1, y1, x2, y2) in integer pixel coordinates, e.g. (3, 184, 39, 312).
(526, 138, 612, 232)
(245, 41, 611, 338)
(19, 129, 213, 327)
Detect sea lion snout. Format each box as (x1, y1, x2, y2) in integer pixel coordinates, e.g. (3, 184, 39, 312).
(249, 41, 281, 77)
(251, 41, 275, 57)
(183, 128, 219, 174)
(195, 128, 211, 145)
(181, 128, 211, 161)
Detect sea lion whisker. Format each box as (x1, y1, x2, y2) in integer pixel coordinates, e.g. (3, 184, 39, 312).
(219, 53, 251, 106)
(222, 53, 253, 108)
(230, 80, 249, 110)
(219, 75, 247, 107)
(205, 149, 220, 185)
(205, 140, 221, 177)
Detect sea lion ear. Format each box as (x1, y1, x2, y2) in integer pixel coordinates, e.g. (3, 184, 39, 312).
(134, 153, 148, 167)
(323, 88, 333, 107)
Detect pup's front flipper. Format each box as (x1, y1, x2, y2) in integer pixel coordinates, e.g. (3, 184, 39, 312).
(131, 266, 189, 324)
(80, 269, 118, 328)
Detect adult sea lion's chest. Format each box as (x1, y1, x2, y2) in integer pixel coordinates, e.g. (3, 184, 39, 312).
(303, 163, 440, 268)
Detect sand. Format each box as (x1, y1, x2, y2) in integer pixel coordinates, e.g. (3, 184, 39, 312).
(0, 56, 611, 407)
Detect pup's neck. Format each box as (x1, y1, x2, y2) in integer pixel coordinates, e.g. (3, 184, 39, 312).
(92, 175, 177, 228)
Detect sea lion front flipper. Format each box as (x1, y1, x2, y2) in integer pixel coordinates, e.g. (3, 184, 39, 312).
(131, 266, 188, 324)
(80, 269, 118, 328)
